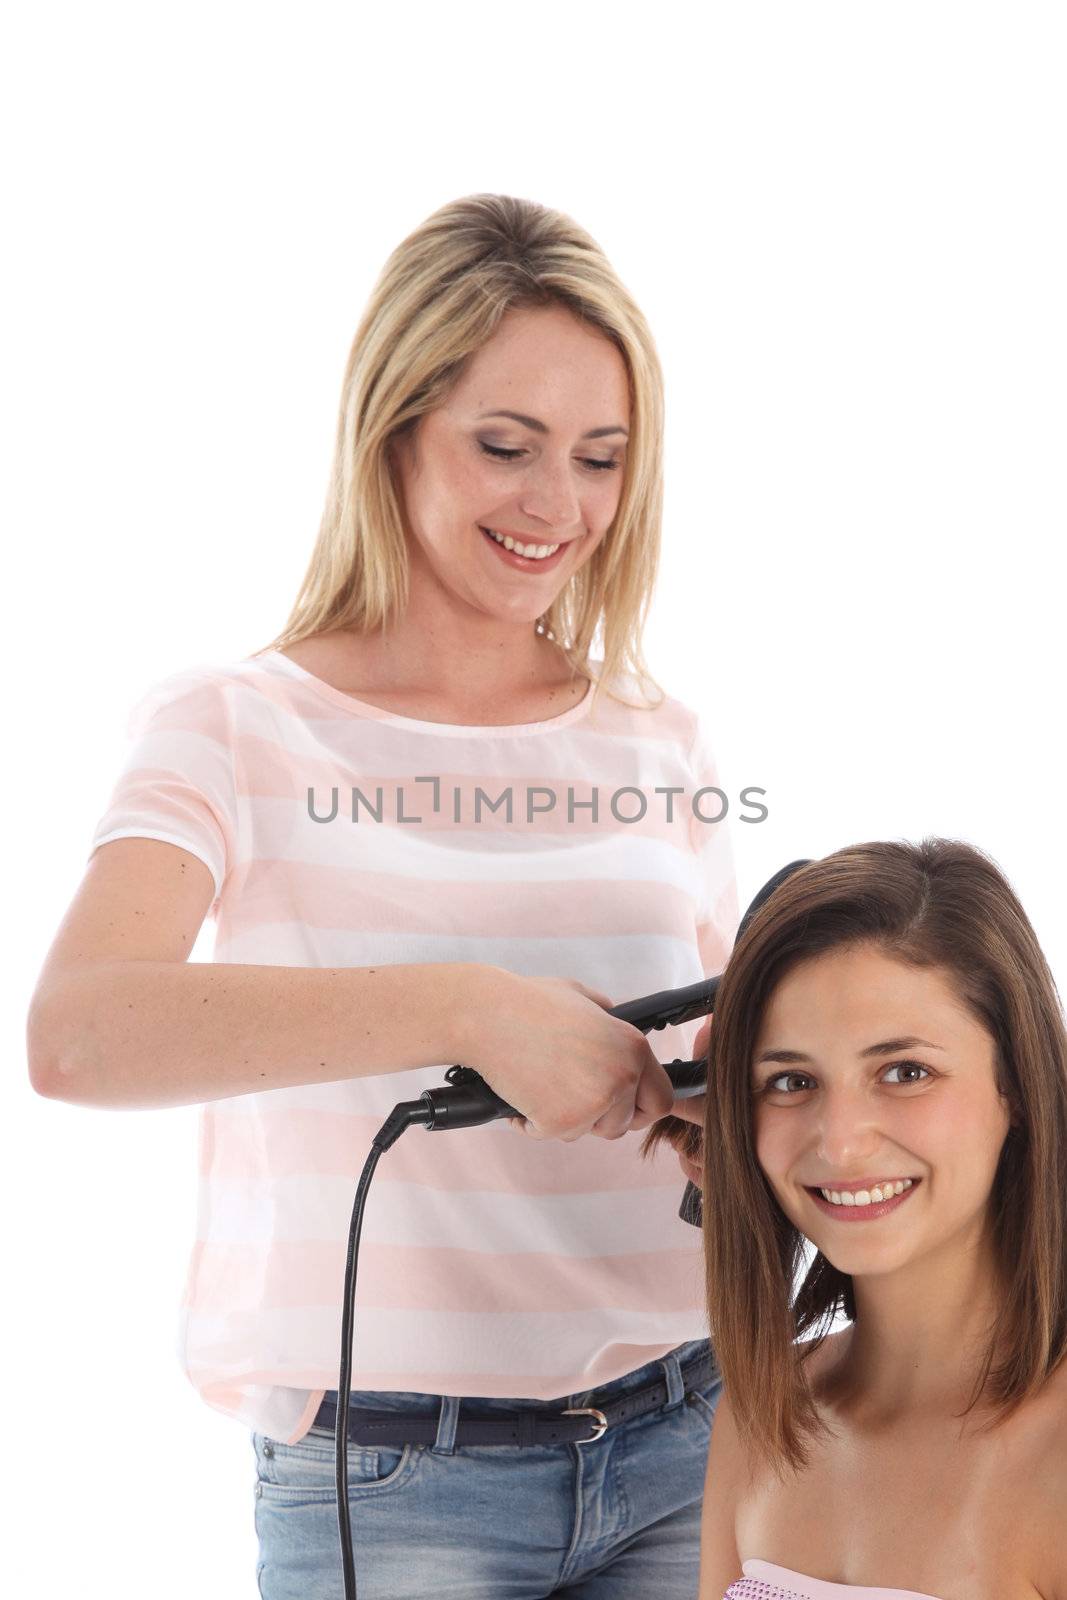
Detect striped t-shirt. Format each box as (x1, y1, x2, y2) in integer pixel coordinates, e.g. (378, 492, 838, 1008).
(88, 647, 739, 1444)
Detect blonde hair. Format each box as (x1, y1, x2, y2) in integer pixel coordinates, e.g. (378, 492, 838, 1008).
(251, 193, 668, 712)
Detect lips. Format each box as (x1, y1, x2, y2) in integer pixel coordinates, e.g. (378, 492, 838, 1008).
(479, 525, 571, 550)
(805, 1180, 921, 1222)
(482, 527, 563, 543)
(809, 1178, 917, 1193)
(478, 525, 572, 571)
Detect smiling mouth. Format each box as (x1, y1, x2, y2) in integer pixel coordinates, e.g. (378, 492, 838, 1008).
(804, 1179, 922, 1219)
(479, 525, 574, 561)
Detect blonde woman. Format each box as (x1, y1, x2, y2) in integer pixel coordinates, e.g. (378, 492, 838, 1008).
(27, 195, 739, 1597)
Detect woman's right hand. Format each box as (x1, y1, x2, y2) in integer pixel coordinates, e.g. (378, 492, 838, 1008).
(454, 966, 674, 1144)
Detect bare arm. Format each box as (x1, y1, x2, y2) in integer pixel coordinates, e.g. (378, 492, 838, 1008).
(26, 838, 671, 1132)
(698, 1387, 744, 1600)
(25, 839, 484, 1108)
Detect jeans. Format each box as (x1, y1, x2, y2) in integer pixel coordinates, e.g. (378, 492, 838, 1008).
(251, 1337, 721, 1598)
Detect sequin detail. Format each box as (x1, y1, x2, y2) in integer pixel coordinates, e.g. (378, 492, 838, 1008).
(726, 1582, 807, 1600)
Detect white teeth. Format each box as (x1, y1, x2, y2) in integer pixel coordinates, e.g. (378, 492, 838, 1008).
(819, 1179, 913, 1207)
(484, 527, 560, 559)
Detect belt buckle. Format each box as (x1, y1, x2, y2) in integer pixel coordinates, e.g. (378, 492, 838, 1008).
(562, 1406, 608, 1444)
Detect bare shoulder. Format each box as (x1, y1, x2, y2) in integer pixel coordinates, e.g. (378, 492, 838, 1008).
(698, 1387, 747, 1599)
(1019, 1356, 1067, 1600)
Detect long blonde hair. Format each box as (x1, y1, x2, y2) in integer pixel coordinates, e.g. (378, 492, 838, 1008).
(252, 193, 668, 712)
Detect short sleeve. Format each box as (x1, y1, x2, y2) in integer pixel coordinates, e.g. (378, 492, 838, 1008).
(686, 712, 741, 977)
(87, 667, 238, 919)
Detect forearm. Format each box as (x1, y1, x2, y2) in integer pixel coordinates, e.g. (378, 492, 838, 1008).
(29, 958, 483, 1110)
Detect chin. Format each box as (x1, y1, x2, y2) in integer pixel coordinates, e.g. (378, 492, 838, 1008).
(808, 1235, 920, 1280)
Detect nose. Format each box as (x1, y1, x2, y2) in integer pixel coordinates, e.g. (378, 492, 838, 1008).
(519, 453, 583, 530)
(813, 1085, 881, 1171)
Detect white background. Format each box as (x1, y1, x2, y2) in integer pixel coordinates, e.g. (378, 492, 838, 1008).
(5, 3, 1065, 1595)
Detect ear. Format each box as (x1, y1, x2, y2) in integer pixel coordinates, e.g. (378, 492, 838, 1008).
(999, 1098, 1025, 1150)
(992, 1050, 1022, 1131)
(389, 418, 419, 471)
(1001, 1084, 1023, 1130)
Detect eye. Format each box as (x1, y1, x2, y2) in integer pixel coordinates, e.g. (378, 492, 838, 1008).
(882, 1059, 933, 1085)
(478, 441, 619, 472)
(760, 1070, 816, 1096)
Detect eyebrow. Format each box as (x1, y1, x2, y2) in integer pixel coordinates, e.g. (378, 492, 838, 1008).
(475, 409, 629, 440)
(754, 1037, 946, 1066)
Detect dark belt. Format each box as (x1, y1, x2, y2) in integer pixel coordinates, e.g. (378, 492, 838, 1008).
(314, 1347, 718, 1447)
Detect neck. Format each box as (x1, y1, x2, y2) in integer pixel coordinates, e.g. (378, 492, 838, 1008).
(837, 1218, 1006, 1418)
(351, 548, 574, 704)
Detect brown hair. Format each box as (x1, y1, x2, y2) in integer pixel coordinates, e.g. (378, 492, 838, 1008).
(644, 837, 1067, 1472)
(251, 193, 668, 714)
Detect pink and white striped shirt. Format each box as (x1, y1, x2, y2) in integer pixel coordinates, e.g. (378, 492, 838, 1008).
(88, 648, 739, 1444)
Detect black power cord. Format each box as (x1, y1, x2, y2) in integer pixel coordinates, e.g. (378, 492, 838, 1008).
(334, 858, 813, 1596)
(334, 1100, 429, 1597)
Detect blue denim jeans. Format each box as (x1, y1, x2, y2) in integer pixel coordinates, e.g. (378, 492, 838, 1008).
(251, 1338, 721, 1598)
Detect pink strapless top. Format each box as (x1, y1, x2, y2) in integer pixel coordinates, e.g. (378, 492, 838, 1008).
(725, 1559, 945, 1600)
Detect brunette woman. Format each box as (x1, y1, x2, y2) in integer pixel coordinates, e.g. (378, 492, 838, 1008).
(649, 837, 1067, 1600)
